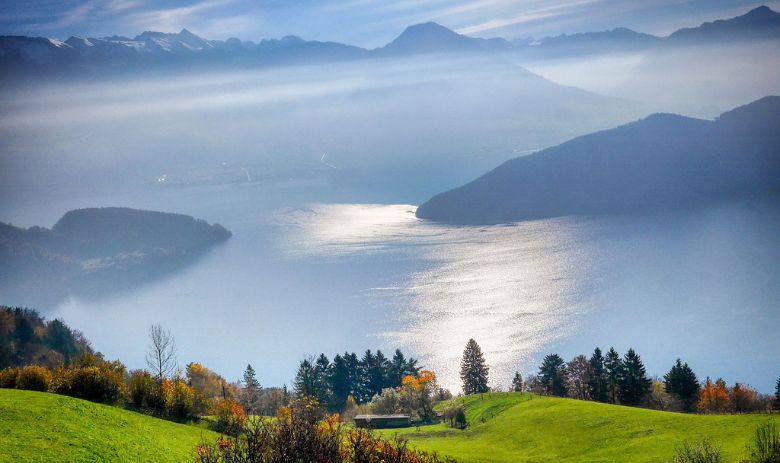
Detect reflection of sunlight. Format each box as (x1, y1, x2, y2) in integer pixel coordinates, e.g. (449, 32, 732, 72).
(280, 203, 592, 390)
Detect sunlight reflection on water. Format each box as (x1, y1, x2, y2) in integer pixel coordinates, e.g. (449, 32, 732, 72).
(279, 203, 594, 389)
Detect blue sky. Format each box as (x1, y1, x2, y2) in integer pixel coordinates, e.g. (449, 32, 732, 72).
(1, 0, 778, 46)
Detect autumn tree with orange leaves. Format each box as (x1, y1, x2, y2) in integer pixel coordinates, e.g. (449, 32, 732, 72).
(698, 377, 730, 413)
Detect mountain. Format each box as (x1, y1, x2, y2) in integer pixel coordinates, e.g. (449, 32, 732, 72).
(415, 96, 780, 224)
(0, 208, 231, 306)
(379, 21, 512, 55)
(2, 5, 778, 75)
(669, 5, 780, 43)
(522, 27, 662, 57)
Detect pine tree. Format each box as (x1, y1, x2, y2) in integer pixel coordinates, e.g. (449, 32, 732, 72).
(389, 349, 407, 387)
(619, 348, 652, 406)
(243, 364, 261, 389)
(588, 347, 608, 403)
(460, 339, 489, 394)
(538, 354, 567, 397)
(511, 372, 524, 392)
(293, 357, 318, 399)
(604, 347, 624, 404)
(344, 352, 363, 402)
(329, 354, 350, 410)
(314, 354, 332, 406)
(241, 364, 261, 414)
(774, 377, 780, 411)
(663, 359, 699, 412)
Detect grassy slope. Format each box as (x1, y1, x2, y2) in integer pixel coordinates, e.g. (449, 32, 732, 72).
(380, 393, 774, 463)
(0, 389, 218, 463)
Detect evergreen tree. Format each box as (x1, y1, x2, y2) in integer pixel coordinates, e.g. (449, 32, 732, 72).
(366, 350, 389, 397)
(604, 347, 624, 404)
(663, 359, 699, 412)
(293, 357, 318, 399)
(511, 372, 524, 392)
(243, 364, 261, 389)
(538, 354, 567, 397)
(344, 352, 365, 402)
(774, 377, 780, 411)
(329, 354, 350, 410)
(460, 339, 489, 394)
(588, 347, 609, 403)
(241, 364, 261, 414)
(389, 349, 407, 387)
(619, 348, 652, 406)
(45, 319, 77, 364)
(358, 350, 376, 402)
(14, 317, 34, 345)
(314, 354, 332, 406)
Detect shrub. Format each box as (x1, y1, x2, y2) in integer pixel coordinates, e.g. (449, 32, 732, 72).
(129, 370, 156, 409)
(210, 398, 247, 435)
(745, 422, 780, 463)
(16, 365, 52, 392)
(441, 403, 467, 429)
(54, 366, 124, 403)
(167, 379, 195, 420)
(197, 409, 452, 463)
(0, 368, 19, 388)
(671, 439, 722, 463)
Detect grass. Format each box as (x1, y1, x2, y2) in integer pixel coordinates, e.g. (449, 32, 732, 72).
(379, 392, 776, 463)
(0, 388, 218, 463)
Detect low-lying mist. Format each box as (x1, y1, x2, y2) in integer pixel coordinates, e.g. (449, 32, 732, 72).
(524, 41, 780, 118)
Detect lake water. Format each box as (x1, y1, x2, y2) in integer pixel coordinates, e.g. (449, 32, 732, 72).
(3, 182, 779, 392)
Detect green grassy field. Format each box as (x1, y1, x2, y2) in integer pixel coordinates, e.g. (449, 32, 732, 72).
(379, 392, 776, 463)
(0, 389, 218, 463)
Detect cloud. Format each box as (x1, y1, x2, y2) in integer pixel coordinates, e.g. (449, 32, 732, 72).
(455, 0, 601, 35)
(128, 0, 236, 32)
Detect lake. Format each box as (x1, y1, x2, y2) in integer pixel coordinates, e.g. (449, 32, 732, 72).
(2, 182, 778, 392)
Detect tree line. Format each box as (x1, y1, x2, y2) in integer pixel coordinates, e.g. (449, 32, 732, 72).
(291, 349, 422, 411)
(457, 339, 780, 414)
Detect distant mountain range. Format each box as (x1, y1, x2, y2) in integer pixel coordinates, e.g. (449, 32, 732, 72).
(415, 96, 780, 224)
(1, 5, 778, 74)
(0, 208, 231, 306)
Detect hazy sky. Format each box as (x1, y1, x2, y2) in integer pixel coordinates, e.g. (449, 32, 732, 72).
(1, 0, 779, 47)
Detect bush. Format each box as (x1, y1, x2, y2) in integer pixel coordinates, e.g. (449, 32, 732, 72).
(441, 403, 467, 429)
(197, 410, 452, 463)
(0, 368, 19, 388)
(745, 422, 780, 463)
(129, 370, 156, 409)
(16, 365, 52, 392)
(671, 439, 722, 463)
(167, 379, 195, 420)
(54, 366, 124, 403)
(210, 398, 247, 435)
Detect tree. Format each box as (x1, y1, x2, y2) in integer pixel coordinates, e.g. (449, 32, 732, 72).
(566, 355, 593, 400)
(146, 324, 177, 381)
(314, 354, 332, 406)
(241, 364, 262, 415)
(698, 377, 730, 413)
(329, 354, 351, 410)
(775, 378, 780, 411)
(604, 347, 624, 404)
(293, 357, 318, 399)
(45, 319, 77, 364)
(663, 359, 699, 412)
(538, 354, 567, 397)
(460, 339, 489, 395)
(511, 372, 524, 392)
(619, 348, 651, 406)
(588, 347, 608, 403)
(730, 383, 759, 413)
(243, 364, 260, 390)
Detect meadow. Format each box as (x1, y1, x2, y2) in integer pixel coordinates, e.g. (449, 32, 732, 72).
(379, 392, 775, 463)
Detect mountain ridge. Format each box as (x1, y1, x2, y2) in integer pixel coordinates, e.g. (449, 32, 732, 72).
(1, 5, 778, 73)
(415, 96, 780, 224)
